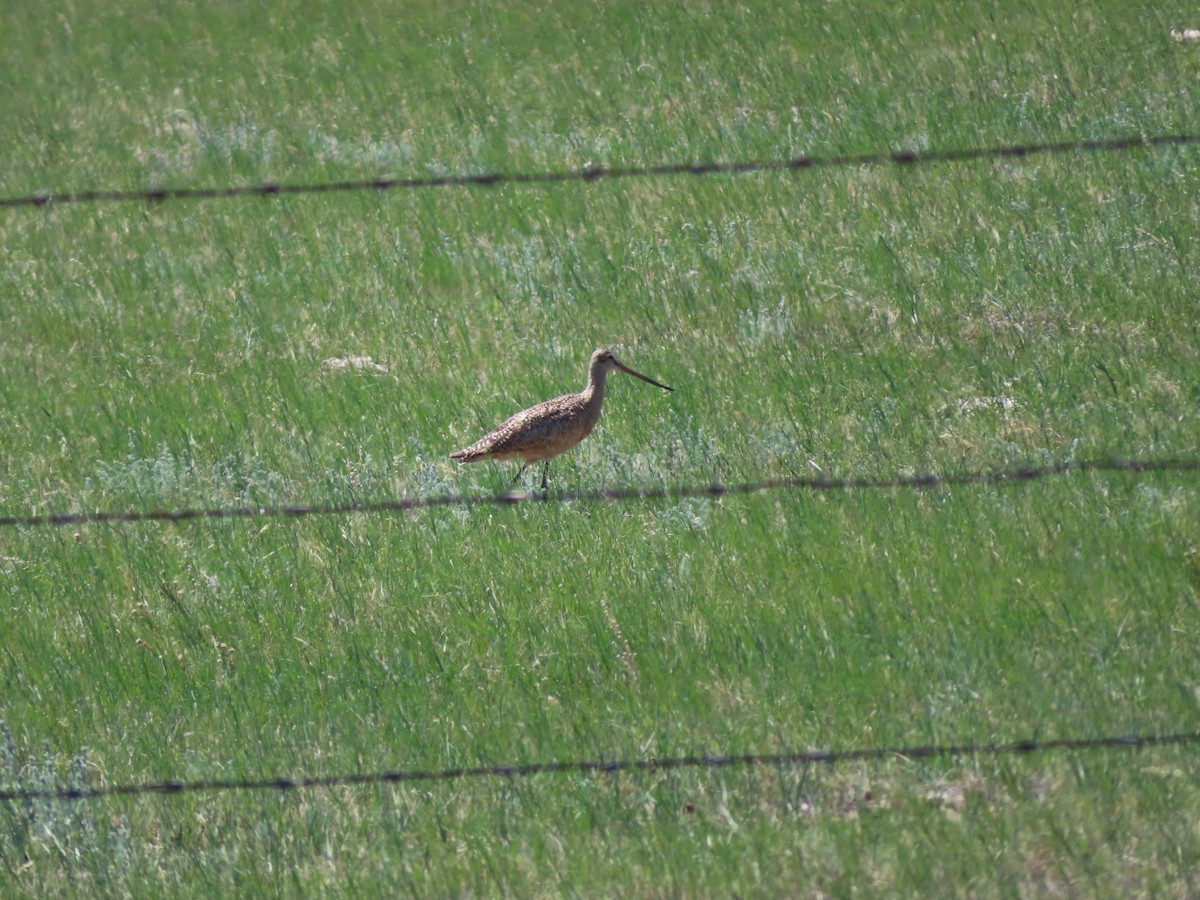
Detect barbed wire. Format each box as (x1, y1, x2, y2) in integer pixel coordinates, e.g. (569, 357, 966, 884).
(2, 730, 1195, 803)
(1, 456, 1196, 531)
(3, 132, 1197, 210)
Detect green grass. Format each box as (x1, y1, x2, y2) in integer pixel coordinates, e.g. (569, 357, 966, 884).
(3, 0, 1200, 894)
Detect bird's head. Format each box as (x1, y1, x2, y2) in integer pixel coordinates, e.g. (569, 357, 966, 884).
(590, 347, 672, 391)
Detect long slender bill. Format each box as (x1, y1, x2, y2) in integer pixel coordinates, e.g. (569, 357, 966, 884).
(616, 360, 673, 391)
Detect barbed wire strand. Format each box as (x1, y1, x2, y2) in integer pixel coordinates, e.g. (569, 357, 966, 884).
(2, 731, 1195, 803)
(2, 456, 1197, 531)
(3, 132, 1197, 210)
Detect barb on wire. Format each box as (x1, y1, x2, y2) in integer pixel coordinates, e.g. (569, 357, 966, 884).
(3, 132, 1197, 210)
(1, 456, 1197, 531)
(2, 731, 1195, 803)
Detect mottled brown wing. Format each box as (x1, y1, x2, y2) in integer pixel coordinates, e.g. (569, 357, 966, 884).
(453, 393, 588, 461)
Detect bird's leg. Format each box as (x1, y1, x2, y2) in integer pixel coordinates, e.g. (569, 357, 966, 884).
(512, 462, 529, 486)
(540, 461, 549, 496)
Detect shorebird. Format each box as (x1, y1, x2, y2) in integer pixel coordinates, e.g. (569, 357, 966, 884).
(450, 347, 673, 491)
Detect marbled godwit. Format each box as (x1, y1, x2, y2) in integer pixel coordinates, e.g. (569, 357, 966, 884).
(450, 348, 673, 491)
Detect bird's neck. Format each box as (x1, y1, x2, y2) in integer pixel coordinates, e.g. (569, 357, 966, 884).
(582, 368, 608, 405)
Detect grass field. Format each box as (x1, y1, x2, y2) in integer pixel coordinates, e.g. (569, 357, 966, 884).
(3, 0, 1200, 894)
